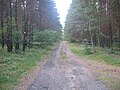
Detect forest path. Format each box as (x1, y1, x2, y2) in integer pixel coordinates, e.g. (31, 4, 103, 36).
(27, 41, 108, 90)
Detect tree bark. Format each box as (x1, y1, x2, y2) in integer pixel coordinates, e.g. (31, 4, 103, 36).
(15, 0, 20, 50)
(22, 0, 28, 51)
(0, 0, 5, 49)
(6, 0, 13, 52)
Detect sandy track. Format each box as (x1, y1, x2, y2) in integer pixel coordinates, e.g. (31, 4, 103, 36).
(26, 41, 108, 90)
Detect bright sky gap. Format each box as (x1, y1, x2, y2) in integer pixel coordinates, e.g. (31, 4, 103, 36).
(54, 0, 72, 27)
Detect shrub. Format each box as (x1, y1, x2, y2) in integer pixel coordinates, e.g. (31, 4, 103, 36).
(33, 30, 60, 48)
(83, 39, 94, 55)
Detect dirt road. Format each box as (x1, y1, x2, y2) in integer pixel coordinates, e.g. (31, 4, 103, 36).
(27, 41, 108, 90)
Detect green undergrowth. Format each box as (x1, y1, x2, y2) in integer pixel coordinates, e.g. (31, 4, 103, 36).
(68, 42, 120, 66)
(61, 51, 67, 60)
(0, 44, 56, 90)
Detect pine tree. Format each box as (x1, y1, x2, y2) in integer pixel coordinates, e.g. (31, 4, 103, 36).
(65, 0, 120, 50)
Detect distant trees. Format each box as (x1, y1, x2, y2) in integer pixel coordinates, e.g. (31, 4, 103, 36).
(0, 0, 62, 52)
(65, 0, 120, 50)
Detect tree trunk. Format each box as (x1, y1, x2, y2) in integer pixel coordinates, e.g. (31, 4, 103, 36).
(15, 0, 20, 50)
(0, 0, 5, 49)
(6, 0, 13, 52)
(107, 0, 113, 48)
(22, 0, 28, 51)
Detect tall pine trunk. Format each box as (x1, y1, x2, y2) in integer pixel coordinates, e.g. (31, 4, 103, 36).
(107, 0, 113, 48)
(22, 0, 28, 51)
(0, 0, 4, 49)
(6, 0, 13, 52)
(15, 0, 20, 50)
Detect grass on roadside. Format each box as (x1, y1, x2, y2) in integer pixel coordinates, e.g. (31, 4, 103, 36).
(68, 42, 120, 66)
(99, 76, 120, 90)
(61, 50, 67, 60)
(0, 45, 55, 90)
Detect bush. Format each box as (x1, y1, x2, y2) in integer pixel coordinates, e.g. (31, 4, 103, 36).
(83, 39, 94, 55)
(84, 43, 94, 54)
(33, 30, 60, 48)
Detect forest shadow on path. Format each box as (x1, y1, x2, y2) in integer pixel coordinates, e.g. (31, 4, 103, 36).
(27, 41, 108, 90)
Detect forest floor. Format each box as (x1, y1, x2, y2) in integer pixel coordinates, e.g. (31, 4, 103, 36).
(14, 41, 120, 90)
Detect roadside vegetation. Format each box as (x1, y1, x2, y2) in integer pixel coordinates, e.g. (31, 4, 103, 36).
(0, 47, 48, 90)
(61, 50, 67, 60)
(68, 42, 120, 66)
